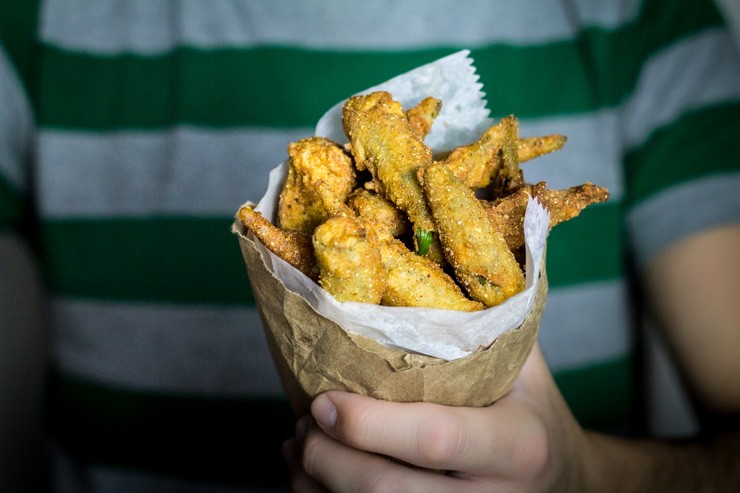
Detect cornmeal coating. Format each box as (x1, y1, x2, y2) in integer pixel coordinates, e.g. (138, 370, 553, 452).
(238, 205, 317, 281)
(482, 181, 610, 251)
(378, 239, 483, 311)
(342, 91, 444, 263)
(441, 116, 564, 191)
(518, 134, 567, 163)
(405, 96, 442, 140)
(421, 162, 525, 307)
(278, 136, 355, 234)
(347, 188, 409, 238)
(313, 216, 386, 304)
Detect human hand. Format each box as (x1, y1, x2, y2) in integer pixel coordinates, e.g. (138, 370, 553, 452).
(284, 343, 592, 492)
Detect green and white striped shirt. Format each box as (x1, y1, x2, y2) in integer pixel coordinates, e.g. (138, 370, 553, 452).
(2, 0, 739, 491)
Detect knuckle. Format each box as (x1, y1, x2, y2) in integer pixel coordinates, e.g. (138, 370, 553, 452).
(511, 420, 551, 475)
(415, 414, 468, 467)
(354, 465, 404, 493)
(300, 429, 323, 476)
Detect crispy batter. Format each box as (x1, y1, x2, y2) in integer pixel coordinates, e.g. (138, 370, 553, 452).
(379, 238, 484, 311)
(518, 134, 567, 163)
(342, 91, 444, 263)
(347, 188, 410, 238)
(278, 137, 355, 234)
(537, 181, 610, 226)
(313, 216, 386, 304)
(309, 173, 478, 310)
(440, 115, 523, 191)
(482, 181, 610, 251)
(492, 115, 524, 196)
(421, 162, 525, 307)
(405, 96, 442, 140)
(439, 131, 567, 189)
(238, 205, 317, 280)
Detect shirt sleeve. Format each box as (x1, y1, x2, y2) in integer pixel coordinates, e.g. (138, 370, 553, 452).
(622, 4, 740, 268)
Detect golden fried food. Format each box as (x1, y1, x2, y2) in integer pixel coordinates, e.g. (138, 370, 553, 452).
(312, 216, 386, 304)
(421, 162, 525, 307)
(342, 91, 444, 262)
(537, 182, 610, 226)
(347, 188, 410, 238)
(250, 89, 608, 313)
(278, 137, 356, 234)
(238, 205, 318, 281)
(405, 96, 442, 140)
(440, 115, 526, 191)
(482, 181, 610, 251)
(378, 238, 484, 311)
(492, 115, 524, 196)
(518, 134, 567, 163)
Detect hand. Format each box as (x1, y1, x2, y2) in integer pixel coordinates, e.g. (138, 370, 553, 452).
(284, 343, 592, 492)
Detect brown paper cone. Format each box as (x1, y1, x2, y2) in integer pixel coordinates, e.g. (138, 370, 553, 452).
(233, 222, 548, 417)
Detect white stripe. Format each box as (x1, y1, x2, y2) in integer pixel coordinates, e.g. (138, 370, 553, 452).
(52, 445, 283, 493)
(49, 282, 631, 398)
(623, 28, 740, 150)
(39, 0, 640, 54)
(38, 115, 623, 218)
(0, 47, 34, 192)
(36, 30, 740, 219)
(538, 279, 633, 370)
(49, 298, 285, 398)
(519, 110, 624, 195)
(627, 172, 740, 267)
(38, 127, 311, 218)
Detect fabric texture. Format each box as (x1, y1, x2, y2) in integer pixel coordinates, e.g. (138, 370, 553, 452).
(1, 0, 739, 490)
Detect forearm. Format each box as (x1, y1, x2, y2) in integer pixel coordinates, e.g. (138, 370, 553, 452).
(585, 430, 740, 492)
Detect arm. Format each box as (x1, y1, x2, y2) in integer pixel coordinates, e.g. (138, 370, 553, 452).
(0, 234, 49, 492)
(286, 225, 740, 492)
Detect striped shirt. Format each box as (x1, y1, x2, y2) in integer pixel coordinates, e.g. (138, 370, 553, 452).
(1, 0, 739, 491)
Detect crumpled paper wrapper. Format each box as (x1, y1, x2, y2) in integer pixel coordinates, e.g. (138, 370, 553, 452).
(232, 50, 550, 416)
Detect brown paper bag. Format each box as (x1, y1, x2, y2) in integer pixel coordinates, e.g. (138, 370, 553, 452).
(233, 222, 547, 416)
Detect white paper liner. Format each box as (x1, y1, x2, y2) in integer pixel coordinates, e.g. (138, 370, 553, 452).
(249, 50, 550, 361)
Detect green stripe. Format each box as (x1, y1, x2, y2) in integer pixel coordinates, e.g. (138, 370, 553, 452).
(41, 218, 254, 305)
(553, 355, 636, 431)
(478, 0, 724, 118)
(34, 1, 723, 130)
(41, 205, 621, 303)
(47, 370, 294, 488)
(545, 202, 624, 287)
(37, 46, 452, 130)
(0, 177, 24, 227)
(625, 102, 740, 207)
(0, 0, 41, 98)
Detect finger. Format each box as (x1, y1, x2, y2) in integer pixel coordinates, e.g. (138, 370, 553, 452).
(284, 419, 331, 493)
(311, 390, 549, 477)
(301, 417, 473, 493)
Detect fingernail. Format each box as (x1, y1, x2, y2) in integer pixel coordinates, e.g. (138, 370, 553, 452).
(312, 394, 337, 428)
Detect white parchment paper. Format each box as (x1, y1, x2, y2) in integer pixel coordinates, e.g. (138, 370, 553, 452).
(251, 50, 550, 361)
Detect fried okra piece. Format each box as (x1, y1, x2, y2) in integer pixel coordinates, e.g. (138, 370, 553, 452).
(420, 162, 525, 307)
(237, 205, 318, 281)
(440, 115, 521, 190)
(405, 96, 442, 140)
(441, 116, 564, 191)
(347, 188, 410, 238)
(378, 239, 484, 311)
(342, 91, 444, 263)
(492, 115, 524, 197)
(277, 136, 356, 234)
(482, 181, 610, 251)
(518, 134, 567, 163)
(313, 216, 386, 304)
